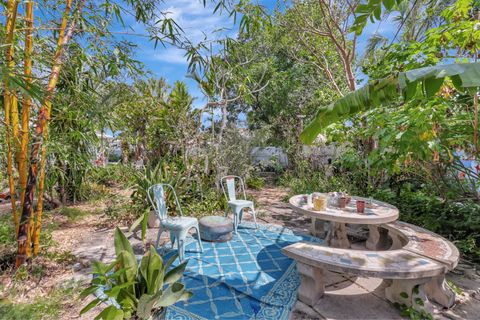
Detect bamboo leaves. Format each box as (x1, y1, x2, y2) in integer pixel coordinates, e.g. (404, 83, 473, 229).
(301, 62, 480, 144)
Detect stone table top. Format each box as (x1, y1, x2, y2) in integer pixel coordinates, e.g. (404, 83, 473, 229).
(289, 194, 399, 225)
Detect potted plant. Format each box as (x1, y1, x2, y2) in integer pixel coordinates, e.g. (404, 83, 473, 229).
(80, 228, 191, 319)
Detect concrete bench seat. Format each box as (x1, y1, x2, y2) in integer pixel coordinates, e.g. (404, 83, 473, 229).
(282, 221, 460, 315)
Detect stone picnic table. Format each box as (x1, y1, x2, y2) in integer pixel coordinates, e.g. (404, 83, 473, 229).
(289, 194, 399, 249)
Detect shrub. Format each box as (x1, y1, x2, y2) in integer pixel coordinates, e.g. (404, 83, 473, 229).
(246, 176, 265, 190)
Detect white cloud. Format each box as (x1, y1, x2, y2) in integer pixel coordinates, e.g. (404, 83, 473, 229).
(151, 46, 188, 64)
(162, 0, 235, 45)
(139, 1, 236, 65)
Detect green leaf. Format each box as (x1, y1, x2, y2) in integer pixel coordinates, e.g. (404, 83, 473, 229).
(117, 250, 138, 284)
(415, 297, 424, 306)
(94, 305, 124, 320)
(300, 76, 399, 144)
(412, 284, 420, 295)
(163, 253, 179, 270)
(139, 245, 164, 294)
(374, 6, 381, 20)
(155, 282, 192, 308)
(80, 286, 100, 300)
(114, 227, 135, 258)
(400, 291, 409, 299)
(450, 75, 463, 91)
(164, 260, 188, 285)
(423, 77, 444, 98)
(136, 294, 156, 319)
(80, 298, 101, 315)
(383, 0, 395, 10)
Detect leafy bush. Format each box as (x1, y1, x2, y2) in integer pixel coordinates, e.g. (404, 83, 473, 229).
(279, 170, 359, 197)
(183, 189, 224, 218)
(89, 164, 134, 187)
(246, 176, 265, 190)
(105, 194, 143, 223)
(131, 160, 188, 211)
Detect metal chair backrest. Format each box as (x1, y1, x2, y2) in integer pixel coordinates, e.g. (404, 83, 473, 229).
(147, 183, 183, 221)
(220, 175, 247, 202)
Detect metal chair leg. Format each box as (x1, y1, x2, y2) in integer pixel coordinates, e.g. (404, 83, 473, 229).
(251, 205, 258, 229)
(193, 224, 203, 253)
(170, 232, 176, 250)
(177, 238, 185, 261)
(155, 226, 163, 249)
(233, 212, 238, 234)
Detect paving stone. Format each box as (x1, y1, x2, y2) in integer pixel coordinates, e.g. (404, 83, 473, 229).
(290, 300, 325, 320)
(312, 282, 404, 320)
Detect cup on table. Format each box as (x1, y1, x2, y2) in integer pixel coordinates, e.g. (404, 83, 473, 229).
(356, 199, 366, 213)
(313, 193, 328, 211)
(337, 196, 347, 208)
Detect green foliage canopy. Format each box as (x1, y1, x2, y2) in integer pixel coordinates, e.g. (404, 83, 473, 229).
(301, 62, 480, 144)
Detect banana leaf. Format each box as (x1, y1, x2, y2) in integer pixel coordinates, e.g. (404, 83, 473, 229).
(301, 62, 480, 144)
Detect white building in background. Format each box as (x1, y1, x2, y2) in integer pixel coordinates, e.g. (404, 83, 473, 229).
(251, 142, 344, 171)
(94, 132, 122, 166)
(251, 147, 289, 169)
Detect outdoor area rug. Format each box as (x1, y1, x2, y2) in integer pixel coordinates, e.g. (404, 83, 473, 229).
(165, 222, 323, 320)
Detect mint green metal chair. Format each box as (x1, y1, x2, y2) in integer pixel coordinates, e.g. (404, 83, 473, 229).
(147, 183, 203, 261)
(221, 176, 258, 233)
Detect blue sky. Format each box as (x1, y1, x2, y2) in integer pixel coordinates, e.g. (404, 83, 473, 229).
(113, 0, 398, 109)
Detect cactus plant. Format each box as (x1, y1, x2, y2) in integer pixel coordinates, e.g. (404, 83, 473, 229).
(80, 228, 191, 319)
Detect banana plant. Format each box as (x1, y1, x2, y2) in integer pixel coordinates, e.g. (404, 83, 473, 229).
(80, 228, 191, 319)
(301, 62, 480, 144)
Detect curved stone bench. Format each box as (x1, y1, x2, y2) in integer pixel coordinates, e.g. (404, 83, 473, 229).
(282, 221, 460, 315)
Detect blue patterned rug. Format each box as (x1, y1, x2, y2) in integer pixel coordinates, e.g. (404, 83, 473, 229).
(165, 222, 323, 320)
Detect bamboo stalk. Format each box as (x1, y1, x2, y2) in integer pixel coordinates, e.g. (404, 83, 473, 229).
(22, 0, 34, 256)
(17, 0, 74, 266)
(3, 0, 20, 232)
(20, 0, 34, 209)
(475, 91, 479, 155)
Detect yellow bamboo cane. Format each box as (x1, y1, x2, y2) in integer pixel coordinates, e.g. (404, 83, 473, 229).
(22, 0, 34, 256)
(17, 0, 74, 266)
(3, 0, 20, 232)
(33, 0, 82, 257)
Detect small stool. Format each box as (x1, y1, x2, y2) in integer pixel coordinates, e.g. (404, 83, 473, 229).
(199, 216, 234, 242)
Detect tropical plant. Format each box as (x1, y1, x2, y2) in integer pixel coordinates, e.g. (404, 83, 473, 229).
(80, 228, 191, 320)
(301, 62, 480, 144)
(131, 161, 188, 210)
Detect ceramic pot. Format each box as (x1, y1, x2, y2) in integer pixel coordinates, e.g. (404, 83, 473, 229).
(337, 197, 347, 208)
(356, 200, 365, 213)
